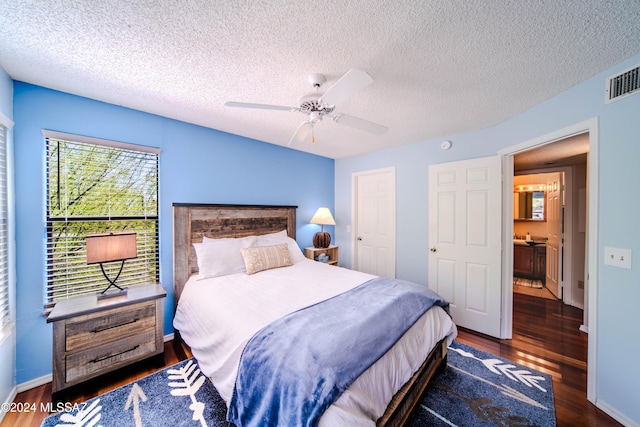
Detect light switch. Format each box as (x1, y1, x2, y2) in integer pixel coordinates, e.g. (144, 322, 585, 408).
(604, 247, 632, 269)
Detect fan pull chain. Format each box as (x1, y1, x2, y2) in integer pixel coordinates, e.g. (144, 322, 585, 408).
(311, 126, 315, 143)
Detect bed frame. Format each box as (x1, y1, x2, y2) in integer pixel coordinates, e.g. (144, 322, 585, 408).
(172, 203, 447, 427)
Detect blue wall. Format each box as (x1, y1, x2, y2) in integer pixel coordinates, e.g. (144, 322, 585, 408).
(13, 83, 334, 384)
(335, 52, 640, 425)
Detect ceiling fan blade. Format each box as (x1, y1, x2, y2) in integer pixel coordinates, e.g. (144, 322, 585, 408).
(332, 113, 388, 135)
(225, 101, 298, 112)
(288, 122, 313, 145)
(319, 69, 374, 106)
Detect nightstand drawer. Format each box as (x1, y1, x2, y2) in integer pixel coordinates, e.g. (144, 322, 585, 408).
(65, 302, 156, 352)
(66, 330, 157, 383)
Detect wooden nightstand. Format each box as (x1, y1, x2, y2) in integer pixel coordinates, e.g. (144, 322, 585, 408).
(47, 284, 166, 395)
(304, 245, 339, 266)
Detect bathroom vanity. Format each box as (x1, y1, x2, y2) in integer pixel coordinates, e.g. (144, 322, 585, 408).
(513, 243, 546, 281)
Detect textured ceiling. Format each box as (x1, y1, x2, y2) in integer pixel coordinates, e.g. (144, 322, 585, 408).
(514, 133, 589, 171)
(1, 1, 639, 159)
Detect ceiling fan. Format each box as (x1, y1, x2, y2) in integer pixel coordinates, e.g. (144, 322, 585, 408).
(225, 69, 388, 145)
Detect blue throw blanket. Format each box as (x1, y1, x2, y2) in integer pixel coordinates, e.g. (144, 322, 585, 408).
(227, 277, 450, 427)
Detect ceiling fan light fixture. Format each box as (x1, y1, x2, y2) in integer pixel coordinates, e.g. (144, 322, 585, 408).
(299, 92, 334, 115)
(310, 111, 322, 122)
(225, 69, 387, 145)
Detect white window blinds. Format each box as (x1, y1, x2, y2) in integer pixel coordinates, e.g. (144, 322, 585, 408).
(45, 133, 159, 304)
(0, 124, 9, 328)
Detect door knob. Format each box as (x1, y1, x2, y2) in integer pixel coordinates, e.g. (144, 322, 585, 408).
(357, 237, 362, 241)
(430, 247, 437, 252)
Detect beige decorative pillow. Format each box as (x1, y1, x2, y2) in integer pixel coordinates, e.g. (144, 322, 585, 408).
(255, 230, 307, 263)
(240, 243, 293, 275)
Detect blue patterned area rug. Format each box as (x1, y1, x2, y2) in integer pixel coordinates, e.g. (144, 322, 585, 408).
(411, 342, 556, 426)
(41, 343, 555, 426)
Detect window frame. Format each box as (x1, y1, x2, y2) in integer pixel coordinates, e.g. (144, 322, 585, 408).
(43, 130, 161, 306)
(0, 115, 12, 333)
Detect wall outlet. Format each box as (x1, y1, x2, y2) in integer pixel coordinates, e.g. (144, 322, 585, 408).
(603, 246, 632, 269)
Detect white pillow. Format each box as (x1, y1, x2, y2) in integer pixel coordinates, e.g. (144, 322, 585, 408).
(193, 235, 257, 279)
(240, 244, 293, 275)
(255, 230, 306, 263)
(253, 229, 288, 244)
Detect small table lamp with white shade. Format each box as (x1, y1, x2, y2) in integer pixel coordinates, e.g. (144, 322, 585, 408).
(309, 207, 336, 248)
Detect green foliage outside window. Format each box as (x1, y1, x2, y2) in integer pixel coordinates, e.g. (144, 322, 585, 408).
(46, 138, 159, 304)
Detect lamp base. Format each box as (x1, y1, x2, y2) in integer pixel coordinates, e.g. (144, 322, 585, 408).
(96, 261, 128, 300)
(313, 231, 331, 248)
(97, 288, 128, 300)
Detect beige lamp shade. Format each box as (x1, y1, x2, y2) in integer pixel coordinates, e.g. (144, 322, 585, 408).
(310, 208, 335, 248)
(86, 232, 137, 264)
(309, 207, 336, 226)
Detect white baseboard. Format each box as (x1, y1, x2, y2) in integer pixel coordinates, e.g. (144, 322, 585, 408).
(15, 332, 177, 393)
(17, 374, 51, 393)
(0, 386, 17, 424)
(596, 399, 639, 427)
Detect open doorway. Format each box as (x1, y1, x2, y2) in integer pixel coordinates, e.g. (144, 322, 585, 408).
(498, 118, 599, 403)
(498, 117, 600, 403)
(512, 135, 589, 309)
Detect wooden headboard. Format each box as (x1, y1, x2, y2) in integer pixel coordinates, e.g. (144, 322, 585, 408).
(172, 203, 297, 307)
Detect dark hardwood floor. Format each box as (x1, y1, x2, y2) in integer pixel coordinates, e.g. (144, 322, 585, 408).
(2, 293, 622, 426)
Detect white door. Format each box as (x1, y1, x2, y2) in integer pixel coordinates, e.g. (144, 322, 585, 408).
(545, 173, 561, 298)
(428, 156, 502, 337)
(353, 168, 396, 277)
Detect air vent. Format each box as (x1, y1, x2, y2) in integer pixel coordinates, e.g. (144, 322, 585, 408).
(605, 64, 640, 103)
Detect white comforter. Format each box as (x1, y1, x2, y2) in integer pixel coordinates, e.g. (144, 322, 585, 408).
(173, 259, 457, 426)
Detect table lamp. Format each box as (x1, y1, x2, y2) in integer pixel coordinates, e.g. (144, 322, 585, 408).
(86, 231, 137, 299)
(309, 207, 336, 248)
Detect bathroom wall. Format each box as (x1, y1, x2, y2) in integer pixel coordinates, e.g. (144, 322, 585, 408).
(513, 173, 558, 240)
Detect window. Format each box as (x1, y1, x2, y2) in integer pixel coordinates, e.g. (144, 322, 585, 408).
(44, 131, 160, 305)
(0, 123, 9, 329)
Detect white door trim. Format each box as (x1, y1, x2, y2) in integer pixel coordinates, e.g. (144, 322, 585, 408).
(351, 167, 397, 276)
(501, 155, 515, 339)
(498, 117, 599, 403)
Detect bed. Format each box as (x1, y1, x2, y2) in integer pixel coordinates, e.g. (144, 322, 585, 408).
(172, 203, 457, 427)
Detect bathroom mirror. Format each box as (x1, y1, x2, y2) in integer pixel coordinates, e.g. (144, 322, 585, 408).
(514, 191, 545, 221)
